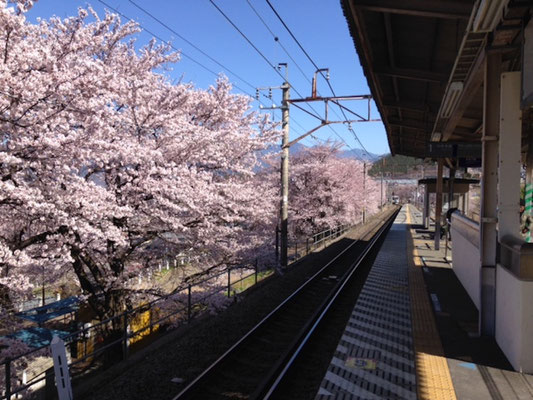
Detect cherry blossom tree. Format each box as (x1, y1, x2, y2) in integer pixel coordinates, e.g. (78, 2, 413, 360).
(266, 143, 381, 237)
(0, 0, 279, 342)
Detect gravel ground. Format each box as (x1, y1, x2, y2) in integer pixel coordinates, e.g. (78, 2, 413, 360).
(75, 208, 396, 400)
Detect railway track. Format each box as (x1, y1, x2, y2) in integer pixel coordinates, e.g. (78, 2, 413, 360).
(172, 208, 400, 400)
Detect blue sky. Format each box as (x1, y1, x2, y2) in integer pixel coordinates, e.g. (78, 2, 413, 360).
(25, 0, 390, 155)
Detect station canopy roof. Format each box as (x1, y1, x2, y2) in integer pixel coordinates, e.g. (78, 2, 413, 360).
(418, 177, 479, 193)
(341, 0, 531, 159)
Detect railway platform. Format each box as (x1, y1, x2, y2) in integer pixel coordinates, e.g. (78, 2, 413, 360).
(316, 205, 533, 400)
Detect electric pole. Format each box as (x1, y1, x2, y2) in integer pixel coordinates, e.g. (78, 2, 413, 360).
(363, 162, 367, 223)
(380, 158, 384, 209)
(257, 65, 379, 270)
(280, 80, 290, 269)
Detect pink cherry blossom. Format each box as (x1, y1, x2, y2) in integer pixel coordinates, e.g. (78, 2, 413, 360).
(0, 2, 279, 340)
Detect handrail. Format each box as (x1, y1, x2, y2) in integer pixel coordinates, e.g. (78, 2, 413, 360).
(172, 226, 365, 400)
(1, 211, 382, 399)
(500, 235, 533, 280)
(0, 258, 270, 400)
(451, 211, 479, 248)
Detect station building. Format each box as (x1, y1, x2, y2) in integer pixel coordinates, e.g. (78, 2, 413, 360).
(342, 0, 533, 373)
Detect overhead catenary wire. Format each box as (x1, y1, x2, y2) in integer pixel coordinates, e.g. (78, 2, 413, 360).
(97, 0, 316, 137)
(123, 0, 314, 133)
(209, 0, 359, 153)
(128, 0, 259, 92)
(248, 0, 364, 123)
(250, 0, 369, 154)
(208, 0, 317, 104)
(245, 0, 311, 86)
(96, 0, 262, 103)
(265, 0, 371, 155)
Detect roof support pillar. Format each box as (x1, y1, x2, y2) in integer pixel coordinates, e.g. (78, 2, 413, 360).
(498, 72, 522, 241)
(423, 185, 430, 229)
(448, 166, 456, 209)
(434, 159, 444, 250)
(479, 51, 501, 336)
(525, 133, 533, 243)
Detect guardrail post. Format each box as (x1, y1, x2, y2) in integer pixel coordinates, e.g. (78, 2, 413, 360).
(306, 238, 309, 255)
(5, 358, 11, 400)
(187, 284, 192, 322)
(227, 268, 231, 298)
(122, 310, 129, 360)
(254, 259, 258, 285)
(149, 306, 153, 334)
(295, 242, 298, 260)
(275, 227, 279, 262)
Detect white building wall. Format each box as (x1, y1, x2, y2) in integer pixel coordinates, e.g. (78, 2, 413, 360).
(495, 264, 533, 373)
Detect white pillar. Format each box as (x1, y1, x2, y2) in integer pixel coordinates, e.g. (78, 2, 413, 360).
(479, 51, 501, 336)
(498, 71, 522, 240)
(435, 160, 444, 250)
(423, 186, 430, 229)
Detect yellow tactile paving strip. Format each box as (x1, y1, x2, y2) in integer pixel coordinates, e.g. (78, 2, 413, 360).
(405, 205, 457, 400)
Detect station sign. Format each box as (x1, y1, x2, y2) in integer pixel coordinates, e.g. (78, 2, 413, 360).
(427, 142, 481, 158)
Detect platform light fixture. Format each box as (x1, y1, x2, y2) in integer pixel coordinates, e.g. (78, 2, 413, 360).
(440, 81, 464, 118)
(473, 0, 509, 32)
(431, 132, 442, 142)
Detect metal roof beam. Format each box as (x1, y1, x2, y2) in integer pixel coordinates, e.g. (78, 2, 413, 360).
(374, 66, 448, 83)
(382, 98, 441, 113)
(441, 50, 485, 141)
(389, 118, 433, 131)
(353, 0, 472, 20)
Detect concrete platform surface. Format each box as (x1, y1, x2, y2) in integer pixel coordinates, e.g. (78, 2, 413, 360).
(315, 205, 533, 400)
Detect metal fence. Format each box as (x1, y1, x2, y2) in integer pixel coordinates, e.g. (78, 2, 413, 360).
(287, 217, 363, 263)
(1, 259, 271, 400)
(1, 220, 361, 399)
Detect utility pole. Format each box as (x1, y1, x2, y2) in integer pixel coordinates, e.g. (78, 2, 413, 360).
(363, 162, 367, 223)
(280, 80, 290, 269)
(380, 158, 384, 209)
(257, 66, 379, 270)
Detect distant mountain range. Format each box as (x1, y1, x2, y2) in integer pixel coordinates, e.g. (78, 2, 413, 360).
(288, 142, 382, 162)
(338, 148, 382, 162)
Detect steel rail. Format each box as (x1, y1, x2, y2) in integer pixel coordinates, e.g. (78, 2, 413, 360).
(260, 208, 399, 399)
(172, 208, 400, 400)
(171, 231, 362, 399)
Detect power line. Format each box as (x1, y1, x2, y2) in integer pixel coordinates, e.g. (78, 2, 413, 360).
(208, 0, 314, 103)
(96, 0, 258, 101)
(208, 0, 285, 82)
(108, 0, 359, 154)
(248, 0, 368, 154)
(98, 0, 315, 137)
(126, 0, 315, 132)
(245, 0, 311, 86)
(265, 0, 371, 155)
(209, 0, 359, 153)
(265, 0, 322, 78)
(128, 0, 259, 92)
(250, 0, 360, 128)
